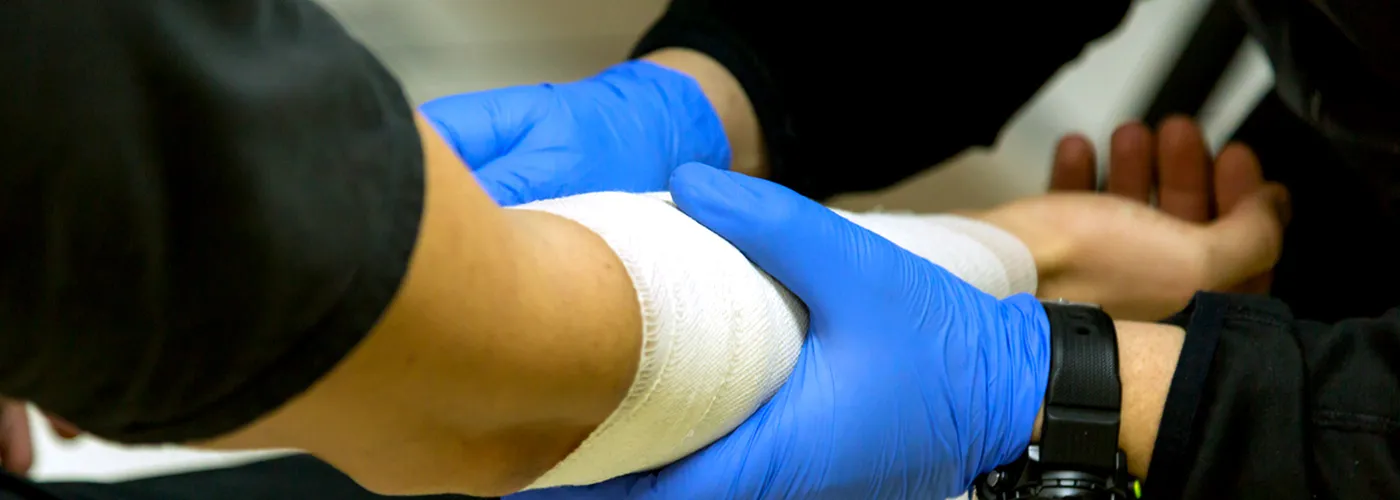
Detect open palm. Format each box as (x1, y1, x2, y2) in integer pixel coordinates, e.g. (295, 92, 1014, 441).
(1049, 117, 1278, 294)
(976, 117, 1288, 321)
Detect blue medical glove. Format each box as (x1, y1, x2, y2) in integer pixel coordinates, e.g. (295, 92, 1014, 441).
(420, 62, 731, 206)
(512, 164, 1052, 499)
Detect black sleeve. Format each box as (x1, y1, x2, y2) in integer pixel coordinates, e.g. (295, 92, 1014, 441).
(630, 1, 1132, 200)
(29, 455, 488, 500)
(1147, 293, 1400, 499)
(0, 0, 423, 443)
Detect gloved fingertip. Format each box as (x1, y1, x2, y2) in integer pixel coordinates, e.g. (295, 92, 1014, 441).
(671, 162, 746, 199)
(469, 163, 536, 207)
(671, 162, 770, 235)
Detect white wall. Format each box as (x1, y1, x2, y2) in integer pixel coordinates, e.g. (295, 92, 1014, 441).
(27, 0, 1273, 482)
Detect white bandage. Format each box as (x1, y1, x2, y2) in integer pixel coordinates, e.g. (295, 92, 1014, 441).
(511, 192, 1036, 489)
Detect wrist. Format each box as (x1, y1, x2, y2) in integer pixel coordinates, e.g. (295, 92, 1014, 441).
(1028, 319, 1183, 478)
(641, 48, 768, 178)
(972, 203, 1077, 284)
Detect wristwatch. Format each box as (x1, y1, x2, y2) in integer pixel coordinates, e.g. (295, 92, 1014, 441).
(973, 299, 1141, 499)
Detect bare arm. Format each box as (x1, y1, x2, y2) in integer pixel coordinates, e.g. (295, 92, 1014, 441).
(199, 116, 644, 496)
(643, 49, 768, 178)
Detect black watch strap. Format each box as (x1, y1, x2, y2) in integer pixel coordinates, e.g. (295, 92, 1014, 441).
(1040, 301, 1123, 473)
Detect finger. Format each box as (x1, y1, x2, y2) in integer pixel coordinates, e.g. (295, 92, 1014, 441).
(1106, 122, 1155, 201)
(1212, 145, 1273, 295)
(0, 402, 33, 475)
(670, 163, 936, 322)
(1049, 134, 1098, 191)
(1212, 142, 1266, 215)
(419, 87, 549, 169)
(1154, 116, 1213, 222)
(1202, 184, 1290, 288)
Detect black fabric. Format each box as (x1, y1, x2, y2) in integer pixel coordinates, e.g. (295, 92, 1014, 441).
(632, 0, 1133, 201)
(1232, 93, 1400, 323)
(1227, 1, 1400, 324)
(0, 0, 424, 443)
(1149, 293, 1400, 499)
(0, 455, 481, 500)
(1241, 0, 1400, 152)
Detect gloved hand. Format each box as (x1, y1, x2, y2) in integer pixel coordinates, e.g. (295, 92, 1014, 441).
(420, 61, 731, 206)
(512, 163, 1051, 499)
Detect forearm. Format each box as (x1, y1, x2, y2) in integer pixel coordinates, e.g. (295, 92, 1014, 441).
(197, 116, 643, 496)
(501, 192, 1044, 489)
(205, 170, 1035, 494)
(642, 48, 767, 178)
(332, 124, 646, 493)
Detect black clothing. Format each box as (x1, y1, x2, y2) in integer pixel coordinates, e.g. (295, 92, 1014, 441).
(1155, 293, 1400, 499)
(631, 1, 1132, 201)
(637, 0, 1400, 498)
(0, 455, 477, 500)
(0, 0, 423, 443)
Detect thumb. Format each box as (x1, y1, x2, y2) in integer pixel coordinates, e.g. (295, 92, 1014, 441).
(670, 163, 936, 317)
(1202, 183, 1289, 288)
(419, 86, 549, 169)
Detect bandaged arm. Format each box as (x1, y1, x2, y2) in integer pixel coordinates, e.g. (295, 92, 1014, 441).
(198, 117, 1174, 497)
(236, 124, 1040, 494)
(511, 191, 1038, 488)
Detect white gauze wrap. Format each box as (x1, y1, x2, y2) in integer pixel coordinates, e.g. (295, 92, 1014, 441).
(512, 191, 1037, 489)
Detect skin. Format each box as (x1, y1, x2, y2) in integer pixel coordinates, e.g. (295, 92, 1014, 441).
(643, 49, 769, 178)
(1030, 319, 1183, 479)
(1051, 118, 1277, 294)
(0, 52, 1286, 495)
(195, 115, 644, 496)
(1029, 116, 1285, 477)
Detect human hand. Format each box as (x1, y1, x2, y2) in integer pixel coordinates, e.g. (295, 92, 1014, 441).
(0, 399, 80, 475)
(1050, 117, 1277, 294)
(978, 117, 1289, 320)
(420, 61, 730, 206)
(512, 164, 1050, 499)
(0, 400, 33, 474)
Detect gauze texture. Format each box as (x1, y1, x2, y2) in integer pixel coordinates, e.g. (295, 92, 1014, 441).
(512, 192, 1036, 488)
